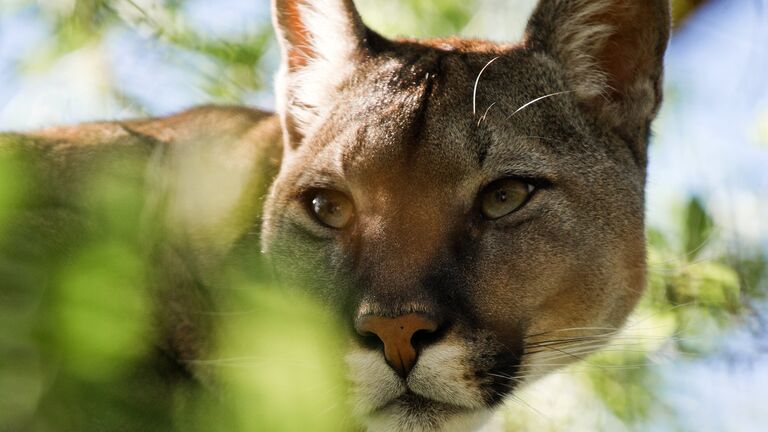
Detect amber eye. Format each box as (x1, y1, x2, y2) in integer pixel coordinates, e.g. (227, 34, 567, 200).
(308, 189, 355, 229)
(479, 178, 533, 220)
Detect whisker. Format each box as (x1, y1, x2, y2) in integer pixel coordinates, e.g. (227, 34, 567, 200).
(525, 326, 622, 339)
(512, 364, 646, 382)
(520, 361, 647, 370)
(487, 372, 516, 380)
(625, 302, 698, 331)
(506, 393, 548, 420)
(525, 342, 622, 360)
(477, 102, 497, 126)
(526, 341, 648, 354)
(472, 56, 500, 116)
(530, 344, 590, 363)
(506, 90, 574, 120)
(525, 334, 669, 351)
(525, 341, 653, 358)
(525, 334, 618, 347)
(524, 332, 672, 349)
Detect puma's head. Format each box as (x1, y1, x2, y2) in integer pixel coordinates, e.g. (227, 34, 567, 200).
(261, 0, 670, 430)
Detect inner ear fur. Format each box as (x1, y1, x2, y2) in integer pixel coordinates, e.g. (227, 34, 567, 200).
(272, 0, 371, 149)
(525, 0, 671, 160)
(273, 0, 367, 70)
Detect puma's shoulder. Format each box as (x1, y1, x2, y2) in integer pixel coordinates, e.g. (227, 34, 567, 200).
(0, 105, 283, 378)
(1, 104, 282, 201)
(2, 104, 279, 151)
(1, 104, 283, 259)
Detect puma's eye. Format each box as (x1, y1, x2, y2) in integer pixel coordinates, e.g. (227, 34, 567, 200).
(479, 178, 533, 220)
(308, 189, 355, 229)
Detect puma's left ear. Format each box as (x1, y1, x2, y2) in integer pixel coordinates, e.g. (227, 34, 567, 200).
(525, 0, 671, 160)
(272, 0, 370, 149)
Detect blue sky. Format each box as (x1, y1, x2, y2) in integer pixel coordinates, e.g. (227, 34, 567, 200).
(647, 0, 768, 252)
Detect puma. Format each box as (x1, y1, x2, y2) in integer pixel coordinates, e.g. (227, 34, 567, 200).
(0, 0, 670, 430)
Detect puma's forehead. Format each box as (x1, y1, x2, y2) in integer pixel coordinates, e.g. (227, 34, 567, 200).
(288, 45, 607, 203)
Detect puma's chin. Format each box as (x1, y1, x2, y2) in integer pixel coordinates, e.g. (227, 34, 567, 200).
(367, 395, 492, 432)
(347, 342, 519, 431)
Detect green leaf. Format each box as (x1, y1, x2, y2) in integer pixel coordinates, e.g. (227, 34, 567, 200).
(683, 196, 714, 260)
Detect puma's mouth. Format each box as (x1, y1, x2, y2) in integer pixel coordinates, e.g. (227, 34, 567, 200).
(347, 341, 521, 430)
(373, 383, 495, 415)
(377, 391, 473, 414)
(365, 391, 495, 432)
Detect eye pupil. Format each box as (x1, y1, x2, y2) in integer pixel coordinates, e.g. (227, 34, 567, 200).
(479, 178, 533, 220)
(309, 190, 354, 229)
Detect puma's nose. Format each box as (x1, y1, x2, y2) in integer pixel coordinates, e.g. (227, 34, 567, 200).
(355, 313, 439, 377)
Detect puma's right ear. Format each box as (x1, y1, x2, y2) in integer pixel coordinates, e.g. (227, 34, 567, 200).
(525, 0, 671, 161)
(272, 0, 369, 149)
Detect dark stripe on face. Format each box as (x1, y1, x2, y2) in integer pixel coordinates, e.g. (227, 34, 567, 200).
(334, 49, 448, 178)
(404, 53, 446, 158)
(484, 344, 524, 406)
(475, 124, 493, 167)
(461, 53, 505, 168)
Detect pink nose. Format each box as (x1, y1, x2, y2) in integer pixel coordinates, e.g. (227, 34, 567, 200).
(355, 313, 439, 377)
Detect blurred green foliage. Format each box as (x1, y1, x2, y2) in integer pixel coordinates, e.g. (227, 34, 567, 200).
(0, 138, 355, 431)
(357, 0, 477, 38)
(571, 192, 765, 426)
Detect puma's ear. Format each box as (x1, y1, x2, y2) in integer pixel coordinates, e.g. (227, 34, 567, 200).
(525, 0, 671, 159)
(272, 0, 369, 148)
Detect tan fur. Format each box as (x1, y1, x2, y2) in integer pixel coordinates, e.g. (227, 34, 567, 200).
(1, 106, 282, 372)
(1, 0, 671, 430)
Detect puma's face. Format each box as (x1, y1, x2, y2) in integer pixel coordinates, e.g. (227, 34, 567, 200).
(262, 0, 669, 430)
